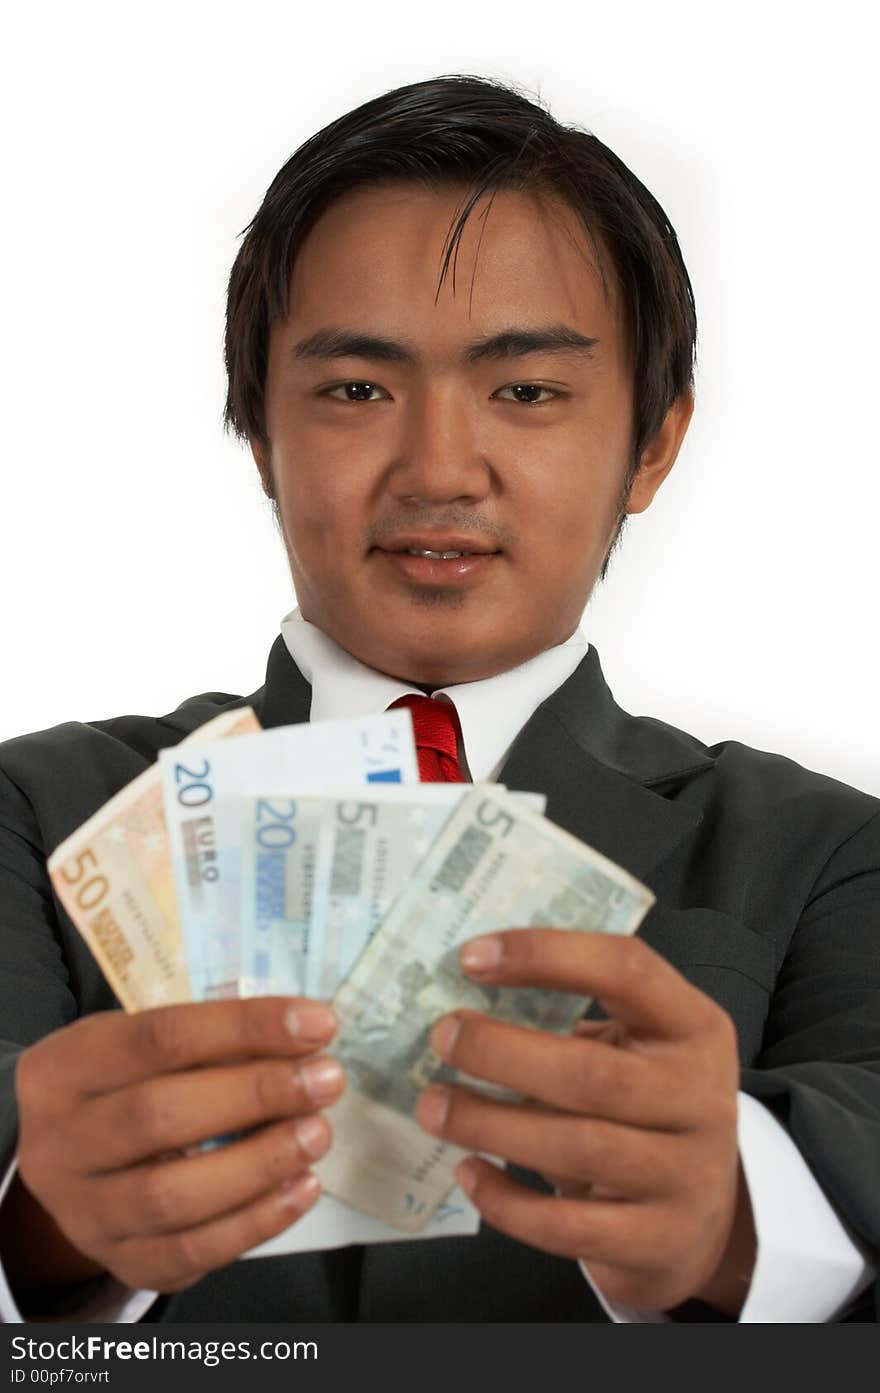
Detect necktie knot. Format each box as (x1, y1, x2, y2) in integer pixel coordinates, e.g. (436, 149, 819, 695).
(388, 694, 467, 783)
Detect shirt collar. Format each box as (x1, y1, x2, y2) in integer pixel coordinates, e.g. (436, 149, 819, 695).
(279, 608, 588, 782)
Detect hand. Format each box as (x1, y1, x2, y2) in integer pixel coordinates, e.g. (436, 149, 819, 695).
(11, 998, 345, 1296)
(415, 930, 754, 1315)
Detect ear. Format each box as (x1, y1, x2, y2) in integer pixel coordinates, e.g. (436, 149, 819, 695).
(625, 389, 695, 515)
(249, 437, 275, 500)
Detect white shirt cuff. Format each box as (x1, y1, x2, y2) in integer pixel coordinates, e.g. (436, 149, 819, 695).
(0, 1157, 159, 1323)
(581, 1090, 876, 1323)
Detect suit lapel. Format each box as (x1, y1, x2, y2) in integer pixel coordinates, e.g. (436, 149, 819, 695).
(499, 647, 715, 883)
(241, 634, 313, 729)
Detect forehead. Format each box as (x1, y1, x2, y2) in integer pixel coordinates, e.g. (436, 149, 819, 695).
(283, 181, 622, 352)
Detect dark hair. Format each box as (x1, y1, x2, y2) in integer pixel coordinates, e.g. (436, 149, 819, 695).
(224, 74, 697, 562)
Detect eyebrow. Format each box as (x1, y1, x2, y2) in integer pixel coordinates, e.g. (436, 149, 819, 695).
(290, 325, 600, 366)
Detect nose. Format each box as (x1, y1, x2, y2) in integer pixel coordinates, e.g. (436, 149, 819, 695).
(388, 382, 491, 505)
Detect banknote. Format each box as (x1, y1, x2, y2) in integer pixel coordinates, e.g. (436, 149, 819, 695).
(159, 712, 419, 1001)
(316, 786, 655, 1232)
(242, 1185, 480, 1260)
(48, 707, 261, 1011)
(239, 785, 483, 1000)
(238, 794, 328, 998)
(307, 785, 548, 999)
(310, 788, 480, 1000)
(237, 790, 484, 1250)
(239, 785, 548, 999)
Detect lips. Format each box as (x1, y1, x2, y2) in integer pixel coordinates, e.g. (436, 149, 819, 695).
(405, 547, 473, 559)
(374, 535, 500, 558)
(372, 540, 500, 586)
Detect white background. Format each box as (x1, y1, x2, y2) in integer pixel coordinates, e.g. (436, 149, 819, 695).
(2, 1, 878, 796)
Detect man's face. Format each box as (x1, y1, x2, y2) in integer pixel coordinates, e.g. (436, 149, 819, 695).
(254, 181, 692, 685)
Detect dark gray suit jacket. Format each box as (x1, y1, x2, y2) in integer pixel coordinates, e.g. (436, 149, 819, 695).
(1, 638, 878, 1321)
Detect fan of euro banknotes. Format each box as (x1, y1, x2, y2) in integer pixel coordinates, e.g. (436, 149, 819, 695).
(47, 706, 655, 1250)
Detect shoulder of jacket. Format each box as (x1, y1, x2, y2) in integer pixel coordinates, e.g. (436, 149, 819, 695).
(1, 688, 245, 760)
(0, 690, 246, 843)
(699, 735, 880, 829)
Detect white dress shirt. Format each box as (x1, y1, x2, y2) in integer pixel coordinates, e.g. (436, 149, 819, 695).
(0, 610, 872, 1323)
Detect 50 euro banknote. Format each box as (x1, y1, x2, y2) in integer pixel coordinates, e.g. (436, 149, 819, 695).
(316, 785, 656, 1232)
(47, 707, 261, 1011)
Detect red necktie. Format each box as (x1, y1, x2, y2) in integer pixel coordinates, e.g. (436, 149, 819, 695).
(388, 695, 468, 783)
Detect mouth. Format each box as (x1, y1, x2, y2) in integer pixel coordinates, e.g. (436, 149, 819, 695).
(402, 547, 479, 560)
(371, 536, 501, 586)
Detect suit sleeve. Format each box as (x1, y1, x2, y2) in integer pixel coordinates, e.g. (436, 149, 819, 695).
(740, 806, 880, 1321)
(0, 763, 81, 1157)
(0, 762, 89, 1313)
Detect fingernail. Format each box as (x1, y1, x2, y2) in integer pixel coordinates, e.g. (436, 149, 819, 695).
(299, 1055, 345, 1104)
(454, 1158, 478, 1196)
(460, 935, 503, 974)
(431, 1014, 461, 1058)
(417, 1085, 451, 1133)
(293, 1114, 330, 1160)
(278, 1171, 321, 1210)
(285, 1002, 337, 1042)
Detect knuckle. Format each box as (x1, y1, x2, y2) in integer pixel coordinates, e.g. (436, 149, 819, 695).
(264, 1125, 306, 1183)
(167, 1226, 209, 1280)
(464, 1164, 497, 1218)
(239, 1000, 272, 1053)
(130, 1082, 176, 1150)
(617, 934, 652, 985)
(139, 1168, 181, 1231)
(14, 1046, 52, 1117)
(568, 1118, 611, 1176)
(571, 1042, 619, 1108)
(562, 1205, 605, 1258)
(136, 1007, 189, 1070)
(443, 1090, 476, 1144)
(504, 928, 539, 969)
(254, 1061, 292, 1116)
(445, 1012, 472, 1065)
(511, 928, 566, 980)
(249, 1198, 291, 1250)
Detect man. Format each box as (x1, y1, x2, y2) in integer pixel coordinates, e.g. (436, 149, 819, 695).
(0, 74, 877, 1324)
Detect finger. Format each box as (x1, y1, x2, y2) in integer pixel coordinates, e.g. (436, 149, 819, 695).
(416, 1086, 682, 1197)
(460, 930, 720, 1039)
(76, 1054, 345, 1170)
(455, 1156, 670, 1266)
(97, 1115, 332, 1239)
(44, 998, 339, 1096)
(110, 1172, 322, 1293)
(430, 1012, 690, 1128)
(571, 1020, 625, 1045)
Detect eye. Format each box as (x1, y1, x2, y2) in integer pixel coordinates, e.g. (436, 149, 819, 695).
(494, 384, 560, 406)
(322, 381, 391, 402)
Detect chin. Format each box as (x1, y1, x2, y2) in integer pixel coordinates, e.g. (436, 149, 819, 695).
(324, 596, 536, 685)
